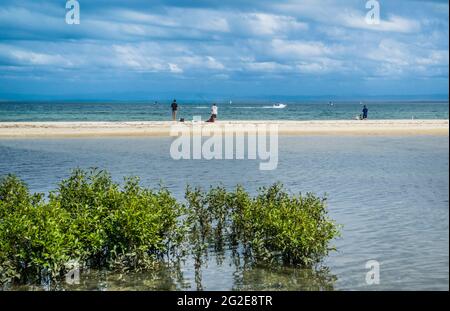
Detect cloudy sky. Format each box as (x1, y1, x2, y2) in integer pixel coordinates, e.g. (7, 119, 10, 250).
(0, 0, 448, 100)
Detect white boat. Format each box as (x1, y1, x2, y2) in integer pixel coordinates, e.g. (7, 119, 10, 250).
(272, 103, 287, 109)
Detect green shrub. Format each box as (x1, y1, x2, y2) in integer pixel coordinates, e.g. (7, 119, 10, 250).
(105, 177, 183, 270)
(0, 169, 183, 284)
(0, 170, 340, 286)
(189, 183, 340, 266)
(0, 175, 70, 282)
(240, 184, 339, 265)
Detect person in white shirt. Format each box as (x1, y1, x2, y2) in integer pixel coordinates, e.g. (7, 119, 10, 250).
(207, 103, 218, 122)
(211, 104, 218, 119)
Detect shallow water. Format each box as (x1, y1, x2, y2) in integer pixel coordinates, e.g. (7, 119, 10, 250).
(0, 136, 448, 290)
(0, 101, 448, 121)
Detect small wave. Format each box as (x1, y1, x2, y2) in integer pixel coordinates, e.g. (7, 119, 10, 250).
(194, 106, 209, 109)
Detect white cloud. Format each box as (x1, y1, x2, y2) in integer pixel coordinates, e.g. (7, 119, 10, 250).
(11, 50, 68, 66)
(233, 13, 308, 37)
(343, 14, 421, 33)
(296, 58, 344, 74)
(244, 61, 291, 72)
(107, 9, 306, 39)
(205, 56, 225, 70)
(0, 0, 447, 84)
(270, 39, 330, 58)
(168, 63, 183, 73)
(171, 55, 225, 71)
(111, 43, 229, 74)
(367, 40, 410, 66)
(365, 39, 449, 76)
(109, 8, 231, 34)
(273, 1, 421, 33)
(113, 45, 166, 71)
(0, 45, 74, 67)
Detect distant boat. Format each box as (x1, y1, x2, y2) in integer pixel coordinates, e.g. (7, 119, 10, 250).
(272, 103, 287, 109)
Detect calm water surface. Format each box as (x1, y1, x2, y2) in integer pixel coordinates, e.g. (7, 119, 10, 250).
(0, 136, 448, 290)
(0, 101, 448, 121)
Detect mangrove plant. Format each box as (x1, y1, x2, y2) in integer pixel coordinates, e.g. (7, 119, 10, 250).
(0, 169, 340, 286)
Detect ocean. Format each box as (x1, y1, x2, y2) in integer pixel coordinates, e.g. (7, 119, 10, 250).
(0, 100, 448, 122)
(0, 135, 448, 290)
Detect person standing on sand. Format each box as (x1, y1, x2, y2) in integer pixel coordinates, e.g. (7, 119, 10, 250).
(362, 105, 368, 119)
(206, 103, 218, 122)
(171, 99, 178, 121)
(211, 103, 218, 120)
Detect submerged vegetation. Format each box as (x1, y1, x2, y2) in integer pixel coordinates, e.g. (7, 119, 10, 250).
(0, 169, 340, 287)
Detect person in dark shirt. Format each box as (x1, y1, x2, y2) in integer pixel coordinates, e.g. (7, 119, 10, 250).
(362, 105, 368, 119)
(171, 99, 178, 121)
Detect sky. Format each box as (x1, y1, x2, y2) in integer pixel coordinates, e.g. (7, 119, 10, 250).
(0, 0, 448, 100)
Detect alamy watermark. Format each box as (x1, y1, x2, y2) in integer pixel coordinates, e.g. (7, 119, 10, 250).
(169, 118, 279, 171)
(65, 1, 380, 27)
(64, 259, 80, 285)
(365, 260, 380, 285)
(66, 0, 80, 25)
(365, 0, 380, 25)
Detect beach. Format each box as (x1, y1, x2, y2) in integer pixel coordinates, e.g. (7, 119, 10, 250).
(0, 120, 448, 138)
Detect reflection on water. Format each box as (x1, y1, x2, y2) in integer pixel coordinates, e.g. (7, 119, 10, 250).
(0, 136, 448, 290)
(6, 247, 337, 291)
(235, 266, 336, 291)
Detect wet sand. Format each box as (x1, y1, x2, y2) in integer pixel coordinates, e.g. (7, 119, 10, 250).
(0, 120, 448, 138)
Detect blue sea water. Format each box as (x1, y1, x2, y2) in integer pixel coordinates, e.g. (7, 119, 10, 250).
(0, 100, 448, 121)
(0, 136, 448, 290)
